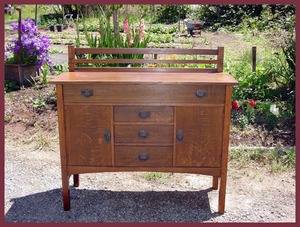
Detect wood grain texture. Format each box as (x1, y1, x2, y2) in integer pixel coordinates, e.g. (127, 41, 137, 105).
(68, 166, 221, 176)
(74, 47, 220, 55)
(50, 72, 238, 85)
(56, 84, 70, 210)
(73, 58, 219, 65)
(52, 47, 238, 213)
(115, 146, 173, 167)
(175, 106, 224, 167)
(65, 105, 112, 166)
(63, 84, 225, 104)
(74, 67, 220, 73)
(218, 85, 233, 214)
(114, 106, 173, 123)
(217, 47, 224, 72)
(212, 176, 219, 190)
(68, 46, 224, 72)
(114, 125, 173, 144)
(68, 45, 75, 72)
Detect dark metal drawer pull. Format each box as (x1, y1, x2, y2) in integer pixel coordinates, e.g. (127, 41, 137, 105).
(81, 89, 94, 98)
(138, 130, 149, 139)
(195, 90, 208, 99)
(138, 110, 151, 119)
(177, 129, 184, 143)
(104, 129, 111, 144)
(138, 154, 149, 162)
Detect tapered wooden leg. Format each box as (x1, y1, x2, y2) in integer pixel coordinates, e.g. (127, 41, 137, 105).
(73, 174, 79, 187)
(217, 85, 231, 214)
(212, 176, 219, 190)
(62, 175, 70, 211)
(218, 175, 227, 214)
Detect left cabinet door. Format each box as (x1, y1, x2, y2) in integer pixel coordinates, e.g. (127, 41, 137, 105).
(65, 105, 112, 166)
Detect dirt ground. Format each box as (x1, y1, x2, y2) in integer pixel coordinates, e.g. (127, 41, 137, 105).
(4, 28, 296, 222)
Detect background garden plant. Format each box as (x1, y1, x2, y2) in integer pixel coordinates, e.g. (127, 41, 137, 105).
(75, 14, 151, 67)
(5, 18, 53, 69)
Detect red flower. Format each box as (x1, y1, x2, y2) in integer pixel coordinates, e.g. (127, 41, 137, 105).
(232, 101, 239, 110)
(249, 99, 256, 108)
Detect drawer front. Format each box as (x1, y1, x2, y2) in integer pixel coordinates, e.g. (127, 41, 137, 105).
(114, 125, 173, 144)
(114, 106, 173, 123)
(63, 84, 225, 104)
(115, 146, 173, 167)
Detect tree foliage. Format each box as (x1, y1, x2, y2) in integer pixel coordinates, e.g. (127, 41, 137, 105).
(191, 4, 295, 32)
(153, 5, 190, 24)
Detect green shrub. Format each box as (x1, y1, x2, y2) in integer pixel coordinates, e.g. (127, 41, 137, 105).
(228, 30, 295, 130)
(5, 80, 19, 92)
(153, 5, 190, 24)
(189, 5, 295, 32)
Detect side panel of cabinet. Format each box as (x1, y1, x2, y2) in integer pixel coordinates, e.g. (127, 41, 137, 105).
(65, 105, 112, 166)
(175, 106, 224, 167)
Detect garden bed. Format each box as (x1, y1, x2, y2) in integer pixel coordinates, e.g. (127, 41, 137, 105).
(4, 23, 295, 222)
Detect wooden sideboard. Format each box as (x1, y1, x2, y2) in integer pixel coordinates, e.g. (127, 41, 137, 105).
(50, 71, 238, 214)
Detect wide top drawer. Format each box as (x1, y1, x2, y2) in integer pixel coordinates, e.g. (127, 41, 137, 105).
(63, 84, 225, 104)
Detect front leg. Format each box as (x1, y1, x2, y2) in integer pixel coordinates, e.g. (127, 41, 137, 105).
(73, 174, 79, 187)
(62, 174, 70, 211)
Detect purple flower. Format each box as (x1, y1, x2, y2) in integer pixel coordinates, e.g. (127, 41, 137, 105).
(4, 51, 10, 59)
(5, 19, 53, 68)
(10, 22, 18, 30)
(13, 45, 20, 53)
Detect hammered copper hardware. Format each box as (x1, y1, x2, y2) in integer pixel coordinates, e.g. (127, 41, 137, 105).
(81, 89, 94, 97)
(195, 90, 208, 99)
(138, 130, 149, 139)
(104, 129, 111, 144)
(138, 153, 149, 161)
(138, 110, 151, 119)
(177, 129, 184, 143)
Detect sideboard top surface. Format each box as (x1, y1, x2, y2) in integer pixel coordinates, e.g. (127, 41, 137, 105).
(50, 72, 238, 85)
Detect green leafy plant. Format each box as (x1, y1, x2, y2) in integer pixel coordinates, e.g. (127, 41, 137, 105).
(255, 101, 280, 130)
(40, 65, 50, 85)
(231, 100, 256, 130)
(146, 24, 178, 34)
(76, 15, 152, 67)
(51, 63, 69, 75)
(4, 115, 12, 123)
(153, 5, 190, 24)
(33, 96, 48, 110)
(5, 80, 19, 92)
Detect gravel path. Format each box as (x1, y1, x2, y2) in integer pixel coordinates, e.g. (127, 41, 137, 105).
(5, 139, 295, 222)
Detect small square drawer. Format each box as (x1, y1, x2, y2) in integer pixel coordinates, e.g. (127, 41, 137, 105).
(114, 106, 173, 123)
(114, 125, 173, 145)
(115, 146, 173, 167)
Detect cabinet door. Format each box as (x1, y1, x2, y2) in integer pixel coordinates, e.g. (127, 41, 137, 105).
(175, 106, 224, 167)
(65, 105, 112, 166)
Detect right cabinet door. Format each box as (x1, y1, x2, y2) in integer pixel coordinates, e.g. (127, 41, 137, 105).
(175, 106, 224, 167)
